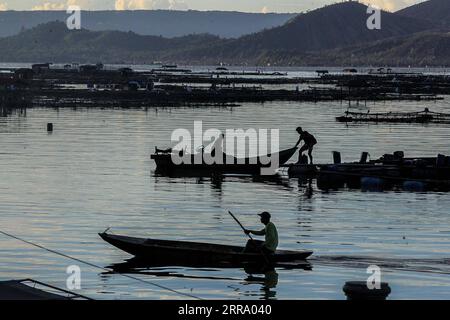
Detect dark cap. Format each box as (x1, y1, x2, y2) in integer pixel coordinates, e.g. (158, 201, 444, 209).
(258, 212, 271, 219)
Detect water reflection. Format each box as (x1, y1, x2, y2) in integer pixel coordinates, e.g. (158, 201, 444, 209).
(153, 172, 293, 188)
(297, 178, 314, 199)
(107, 256, 312, 272)
(104, 257, 313, 300)
(244, 267, 279, 300)
(0, 107, 27, 118)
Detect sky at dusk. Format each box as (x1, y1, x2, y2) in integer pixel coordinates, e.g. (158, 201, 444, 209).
(0, 0, 427, 13)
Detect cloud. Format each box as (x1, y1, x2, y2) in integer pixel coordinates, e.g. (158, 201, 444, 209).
(32, 0, 100, 11)
(362, 0, 419, 12)
(115, 0, 188, 10)
(67, 0, 94, 7)
(32, 2, 66, 10)
(114, 0, 125, 10)
(3, 0, 189, 11)
(166, 0, 189, 10)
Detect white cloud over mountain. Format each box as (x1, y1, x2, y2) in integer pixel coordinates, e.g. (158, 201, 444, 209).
(28, 0, 188, 11)
(0, 0, 426, 12)
(32, 1, 102, 10)
(115, 0, 188, 10)
(363, 0, 423, 11)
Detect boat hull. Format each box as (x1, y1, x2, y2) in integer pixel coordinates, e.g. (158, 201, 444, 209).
(151, 147, 298, 175)
(99, 233, 313, 265)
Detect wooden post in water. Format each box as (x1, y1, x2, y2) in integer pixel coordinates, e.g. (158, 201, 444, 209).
(332, 151, 341, 164)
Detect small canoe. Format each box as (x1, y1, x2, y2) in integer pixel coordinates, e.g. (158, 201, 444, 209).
(0, 279, 91, 300)
(99, 233, 313, 265)
(151, 147, 298, 175)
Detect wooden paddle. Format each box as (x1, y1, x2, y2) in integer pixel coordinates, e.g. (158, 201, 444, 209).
(228, 211, 271, 265)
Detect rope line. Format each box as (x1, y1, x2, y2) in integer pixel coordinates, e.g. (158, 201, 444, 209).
(0, 229, 202, 300)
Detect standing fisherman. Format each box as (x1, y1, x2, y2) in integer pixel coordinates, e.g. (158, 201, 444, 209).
(295, 127, 317, 164)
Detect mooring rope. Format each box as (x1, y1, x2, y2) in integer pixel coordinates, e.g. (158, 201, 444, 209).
(0, 229, 202, 300)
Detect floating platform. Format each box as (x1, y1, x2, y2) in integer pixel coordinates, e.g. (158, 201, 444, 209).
(336, 108, 450, 124)
(1, 66, 447, 111)
(286, 151, 450, 191)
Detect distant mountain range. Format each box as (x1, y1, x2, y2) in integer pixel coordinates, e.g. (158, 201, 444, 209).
(176, 2, 439, 65)
(226, 2, 435, 52)
(397, 0, 450, 28)
(0, 1, 449, 66)
(0, 10, 296, 38)
(0, 21, 221, 64)
(263, 31, 450, 67)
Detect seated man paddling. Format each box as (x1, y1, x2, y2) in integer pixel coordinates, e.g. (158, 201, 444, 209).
(244, 212, 279, 255)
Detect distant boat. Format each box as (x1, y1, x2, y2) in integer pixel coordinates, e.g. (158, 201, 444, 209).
(162, 64, 178, 69)
(316, 70, 329, 75)
(271, 71, 287, 76)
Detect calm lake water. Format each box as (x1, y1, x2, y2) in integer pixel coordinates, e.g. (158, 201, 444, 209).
(0, 99, 449, 299)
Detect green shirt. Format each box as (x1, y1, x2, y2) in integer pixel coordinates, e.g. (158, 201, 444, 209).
(263, 222, 278, 252)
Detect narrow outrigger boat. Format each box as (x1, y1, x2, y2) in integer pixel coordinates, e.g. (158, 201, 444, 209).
(99, 233, 313, 265)
(151, 147, 298, 175)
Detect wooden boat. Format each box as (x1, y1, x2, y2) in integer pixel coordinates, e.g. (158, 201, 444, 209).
(0, 279, 91, 300)
(151, 147, 298, 175)
(336, 108, 450, 124)
(99, 233, 313, 265)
